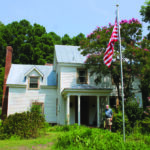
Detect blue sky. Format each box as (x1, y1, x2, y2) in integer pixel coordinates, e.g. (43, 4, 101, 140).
(0, 0, 148, 37)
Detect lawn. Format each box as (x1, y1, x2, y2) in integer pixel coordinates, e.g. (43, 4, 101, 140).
(0, 132, 59, 150)
(0, 125, 150, 150)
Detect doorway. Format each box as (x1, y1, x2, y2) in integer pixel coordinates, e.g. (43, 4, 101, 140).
(81, 96, 89, 125)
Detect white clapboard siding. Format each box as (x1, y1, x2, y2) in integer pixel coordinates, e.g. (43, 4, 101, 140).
(60, 66, 77, 91)
(7, 87, 57, 123)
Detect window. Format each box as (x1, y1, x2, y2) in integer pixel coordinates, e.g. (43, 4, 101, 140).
(29, 77, 39, 89)
(77, 69, 88, 84)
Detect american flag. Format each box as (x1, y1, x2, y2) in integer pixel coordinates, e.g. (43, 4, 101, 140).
(103, 18, 119, 67)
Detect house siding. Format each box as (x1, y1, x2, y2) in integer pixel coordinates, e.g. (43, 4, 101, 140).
(7, 87, 57, 123)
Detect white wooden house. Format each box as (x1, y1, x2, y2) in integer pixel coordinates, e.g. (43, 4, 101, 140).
(3, 45, 142, 127)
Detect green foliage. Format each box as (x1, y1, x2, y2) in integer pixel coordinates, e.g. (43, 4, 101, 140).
(0, 108, 1, 118)
(62, 34, 72, 45)
(55, 125, 149, 150)
(49, 124, 80, 132)
(48, 32, 62, 44)
(112, 111, 131, 134)
(140, 0, 150, 39)
(0, 19, 54, 66)
(141, 117, 150, 133)
(125, 97, 143, 128)
(0, 105, 45, 139)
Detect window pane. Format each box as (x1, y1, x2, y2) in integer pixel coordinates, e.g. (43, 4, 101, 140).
(30, 77, 38, 83)
(30, 77, 38, 88)
(30, 83, 38, 88)
(77, 69, 87, 84)
(79, 77, 86, 83)
(79, 70, 86, 76)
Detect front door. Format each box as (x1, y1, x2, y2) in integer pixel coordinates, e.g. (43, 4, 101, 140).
(81, 96, 89, 125)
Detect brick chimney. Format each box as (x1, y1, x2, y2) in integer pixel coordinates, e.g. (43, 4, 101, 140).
(2, 46, 13, 119)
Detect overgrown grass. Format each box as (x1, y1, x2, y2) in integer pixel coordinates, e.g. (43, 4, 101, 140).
(53, 125, 150, 150)
(0, 125, 150, 150)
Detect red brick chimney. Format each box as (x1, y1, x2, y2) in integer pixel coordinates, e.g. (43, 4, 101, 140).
(2, 46, 13, 119)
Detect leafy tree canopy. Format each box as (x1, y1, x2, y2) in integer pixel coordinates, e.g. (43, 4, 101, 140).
(140, 0, 150, 39)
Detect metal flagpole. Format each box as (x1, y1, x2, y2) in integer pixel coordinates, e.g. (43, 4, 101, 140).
(116, 4, 126, 142)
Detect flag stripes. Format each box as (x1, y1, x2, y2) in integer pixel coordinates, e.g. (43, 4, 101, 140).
(104, 19, 119, 67)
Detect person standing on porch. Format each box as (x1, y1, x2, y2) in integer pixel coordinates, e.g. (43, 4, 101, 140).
(105, 105, 113, 131)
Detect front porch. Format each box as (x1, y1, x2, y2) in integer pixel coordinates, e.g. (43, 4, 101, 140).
(62, 86, 112, 127)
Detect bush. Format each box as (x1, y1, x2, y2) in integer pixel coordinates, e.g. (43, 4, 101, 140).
(125, 97, 143, 128)
(0, 105, 45, 139)
(112, 111, 131, 134)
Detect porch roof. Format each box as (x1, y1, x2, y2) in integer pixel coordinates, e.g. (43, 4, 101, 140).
(62, 85, 112, 97)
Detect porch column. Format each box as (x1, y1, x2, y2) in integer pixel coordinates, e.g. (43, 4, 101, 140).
(78, 95, 81, 125)
(66, 95, 70, 125)
(97, 96, 100, 127)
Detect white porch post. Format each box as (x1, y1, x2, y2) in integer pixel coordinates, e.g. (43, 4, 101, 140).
(66, 95, 70, 125)
(97, 96, 100, 127)
(78, 95, 81, 125)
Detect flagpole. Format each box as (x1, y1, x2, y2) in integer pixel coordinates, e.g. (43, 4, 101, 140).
(116, 4, 126, 142)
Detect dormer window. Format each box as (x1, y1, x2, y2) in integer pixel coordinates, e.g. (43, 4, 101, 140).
(77, 68, 88, 84)
(29, 77, 39, 89)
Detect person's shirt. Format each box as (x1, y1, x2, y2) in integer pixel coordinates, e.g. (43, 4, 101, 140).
(105, 108, 113, 118)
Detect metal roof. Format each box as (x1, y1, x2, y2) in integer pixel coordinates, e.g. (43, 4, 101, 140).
(55, 45, 87, 64)
(64, 84, 112, 90)
(7, 64, 56, 86)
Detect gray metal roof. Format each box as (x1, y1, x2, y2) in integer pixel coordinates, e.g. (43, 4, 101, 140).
(55, 45, 87, 64)
(65, 84, 112, 90)
(7, 64, 56, 86)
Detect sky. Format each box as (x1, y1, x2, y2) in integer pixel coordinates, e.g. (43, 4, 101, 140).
(0, 0, 148, 37)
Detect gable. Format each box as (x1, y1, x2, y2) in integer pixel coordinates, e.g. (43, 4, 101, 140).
(24, 66, 44, 77)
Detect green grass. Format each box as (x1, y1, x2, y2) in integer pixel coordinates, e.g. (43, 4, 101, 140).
(0, 125, 150, 150)
(0, 132, 60, 150)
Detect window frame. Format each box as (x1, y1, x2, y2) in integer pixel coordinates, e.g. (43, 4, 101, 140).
(77, 68, 88, 84)
(28, 76, 40, 89)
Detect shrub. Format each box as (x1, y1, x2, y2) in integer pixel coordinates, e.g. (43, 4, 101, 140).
(125, 97, 143, 128)
(112, 111, 131, 134)
(0, 105, 45, 139)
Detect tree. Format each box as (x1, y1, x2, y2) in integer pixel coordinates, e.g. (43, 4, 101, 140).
(80, 18, 142, 99)
(62, 34, 72, 45)
(48, 32, 62, 44)
(72, 33, 86, 46)
(137, 37, 150, 107)
(140, 0, 150, 39)
(0, 19, 54, 66)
